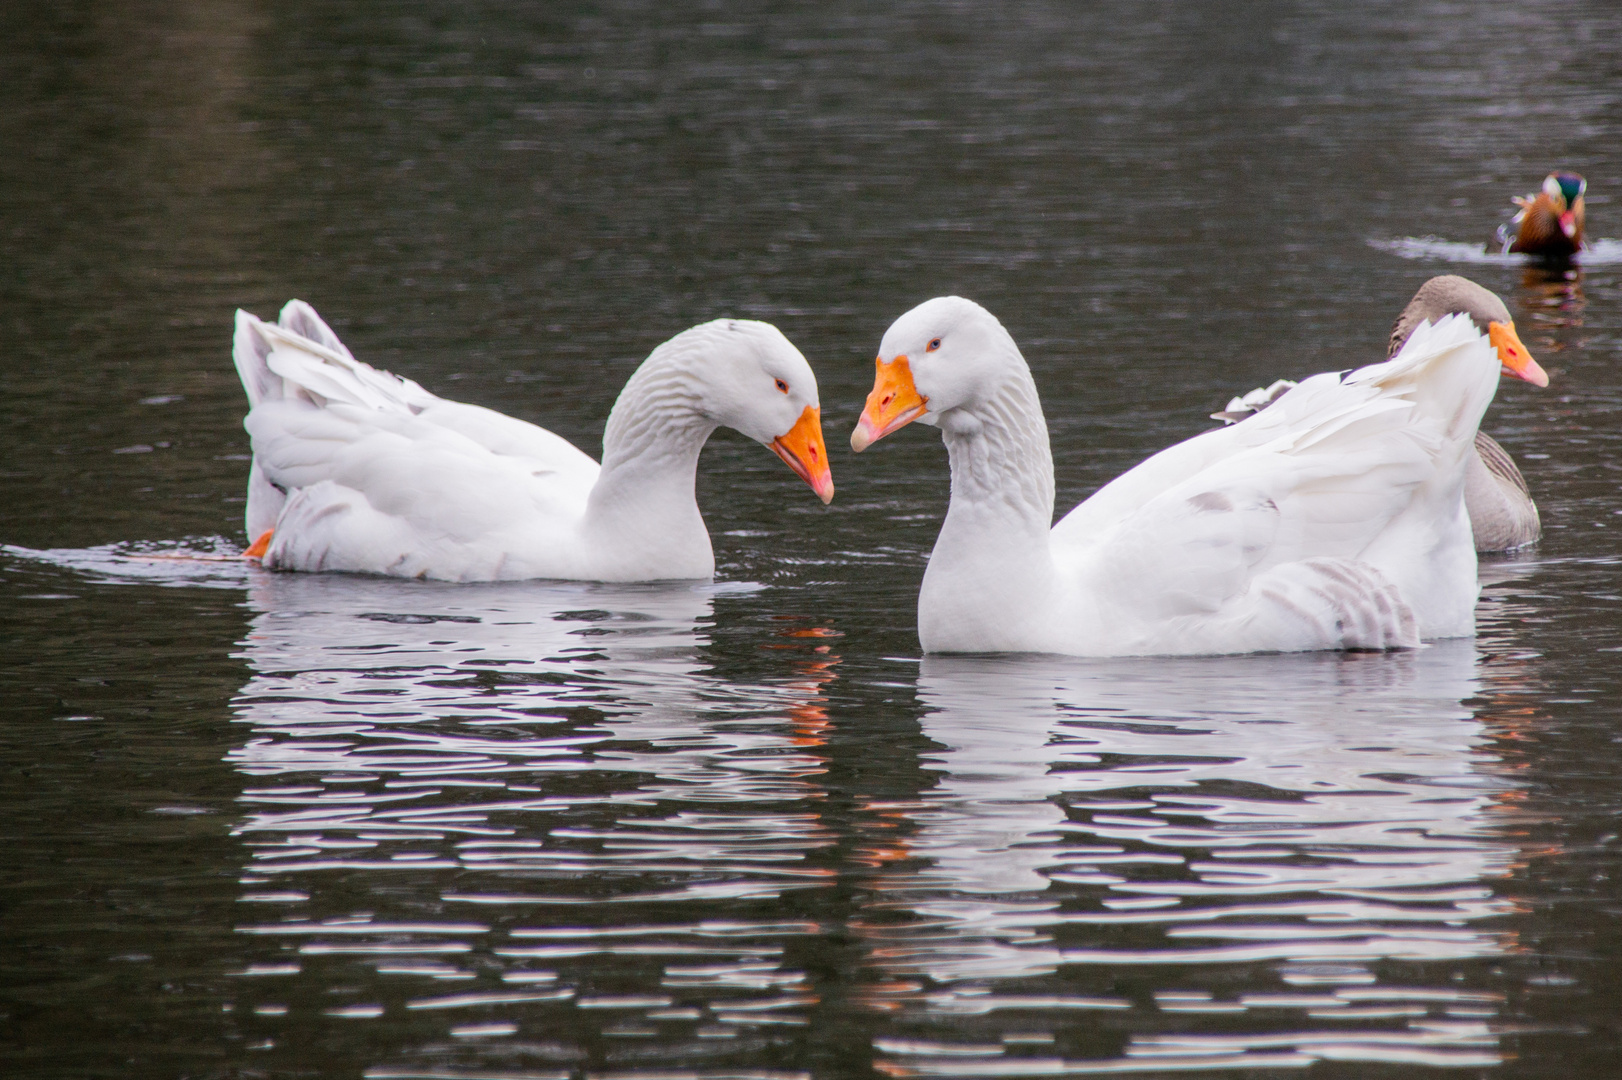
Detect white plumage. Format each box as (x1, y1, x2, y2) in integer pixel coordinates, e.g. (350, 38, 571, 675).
(234, 300, 831, 582)
(853, 296, 1506, 656)
(1210, 275, 1547, 554)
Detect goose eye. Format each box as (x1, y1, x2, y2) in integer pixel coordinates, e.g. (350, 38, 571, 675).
(775, 378, 789, 394)
(926, 337, 942, 352)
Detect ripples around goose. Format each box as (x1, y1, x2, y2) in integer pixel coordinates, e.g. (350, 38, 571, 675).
(5, 541, 1539, 1075)
(858, 644, 1531, 1074)
(221, 569, 838, 1071)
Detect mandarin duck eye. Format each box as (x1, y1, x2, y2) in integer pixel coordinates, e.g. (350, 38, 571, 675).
(775, 379, 789, 394)
(927, 338, 942, 352)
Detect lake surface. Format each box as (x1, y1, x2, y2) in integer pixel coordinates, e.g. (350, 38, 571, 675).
(3, 2, 1621, 1077)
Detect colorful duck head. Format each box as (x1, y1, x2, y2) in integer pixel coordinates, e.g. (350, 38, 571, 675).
(1506, 171, 1586, 258)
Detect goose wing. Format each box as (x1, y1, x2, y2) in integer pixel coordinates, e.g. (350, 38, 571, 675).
(1055, 314, 1496, 648)
(233, 302, 600, 575)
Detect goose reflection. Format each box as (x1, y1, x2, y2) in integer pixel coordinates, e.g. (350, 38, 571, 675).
(861, 643, 1521, 1073)
(225, 572, 839, 1059)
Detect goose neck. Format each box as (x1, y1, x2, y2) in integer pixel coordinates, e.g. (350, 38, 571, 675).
(919, 369, 1060, 652)
(939, 370, 1056, 538)
(585, 359, 716, 542)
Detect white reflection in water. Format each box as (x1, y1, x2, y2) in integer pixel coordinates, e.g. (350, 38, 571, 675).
(225, 570, 838, 1063)
(865, 642, 1519, 1074)
(5, 541, 1533, 1071)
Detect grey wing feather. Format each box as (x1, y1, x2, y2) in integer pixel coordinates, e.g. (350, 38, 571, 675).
(1473, 431, 1531, 498)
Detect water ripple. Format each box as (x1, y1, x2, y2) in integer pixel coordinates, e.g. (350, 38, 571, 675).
(224, 572, 836, 1061)
(1371, 235, 1622, 264)
(860, 643, 1525, 1073)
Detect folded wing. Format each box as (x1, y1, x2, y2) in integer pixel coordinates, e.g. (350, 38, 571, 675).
(1056, 314, 1495, 647)
(233, 301, 600, 578)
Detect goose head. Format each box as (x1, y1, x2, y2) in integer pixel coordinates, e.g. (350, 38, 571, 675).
(1388, 275, 1548, 386)
(676, 318, 834, 503)
(850, 296, 1019, 450)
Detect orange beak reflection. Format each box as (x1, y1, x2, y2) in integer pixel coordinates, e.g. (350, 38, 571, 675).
(850, 355, 928, 452)
(1488, 321, 1549, 388)
(772, 405, 835, 504)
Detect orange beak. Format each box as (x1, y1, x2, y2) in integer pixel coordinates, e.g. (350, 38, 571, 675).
(771, 405, 834, 504)
(850, 355, 928, 452)
(1559, 209, 1579, 239)
(1488, 321, 1549, 388)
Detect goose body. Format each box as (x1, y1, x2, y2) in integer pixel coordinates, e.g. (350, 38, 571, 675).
(851, 294, 1546, 657)
(1214, 276, 1546, 553)
(234, 301, 832, 582)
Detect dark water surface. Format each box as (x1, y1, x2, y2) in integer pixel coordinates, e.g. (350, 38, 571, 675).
(4, 2, 1622, 1077)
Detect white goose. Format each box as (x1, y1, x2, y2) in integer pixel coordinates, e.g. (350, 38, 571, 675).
(850, 294, 1547, 656)
(234, 301, 832, 582)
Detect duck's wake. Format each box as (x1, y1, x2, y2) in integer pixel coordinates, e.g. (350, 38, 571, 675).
(1371, 236, 1622, 264)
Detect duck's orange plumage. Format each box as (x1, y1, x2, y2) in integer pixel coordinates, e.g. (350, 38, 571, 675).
(1506, 171, 1586, 258)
